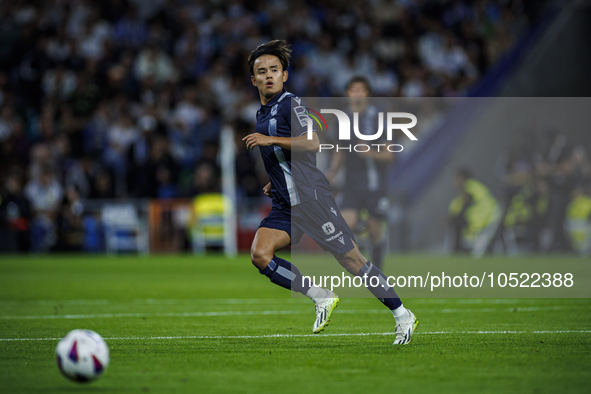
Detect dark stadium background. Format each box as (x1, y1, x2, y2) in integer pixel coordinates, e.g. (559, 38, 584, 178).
(1, 2, 591, 393)
(0, 0, 590, 254)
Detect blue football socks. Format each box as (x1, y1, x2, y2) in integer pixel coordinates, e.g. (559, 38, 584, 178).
(259, 255, 311, 295)
(356, 260, 403, 311)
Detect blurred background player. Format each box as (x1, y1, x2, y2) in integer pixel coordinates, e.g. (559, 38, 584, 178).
(327, 76, 394, 270)
(242, 40, 417, 345)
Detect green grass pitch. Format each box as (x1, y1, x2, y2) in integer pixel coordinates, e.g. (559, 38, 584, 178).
(0, 254, 590, 393)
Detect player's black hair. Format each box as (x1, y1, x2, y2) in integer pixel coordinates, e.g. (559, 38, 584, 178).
(345, 75, 372, 95)
(248, 40, 292, 75)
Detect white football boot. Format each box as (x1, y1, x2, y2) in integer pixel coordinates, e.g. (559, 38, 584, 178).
(393, 310, 418, 345)
(312, 292, 340, 334)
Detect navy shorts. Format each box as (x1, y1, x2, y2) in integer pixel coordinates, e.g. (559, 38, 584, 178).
(259, 194, 356, 255)
(339, 190, 390, 219)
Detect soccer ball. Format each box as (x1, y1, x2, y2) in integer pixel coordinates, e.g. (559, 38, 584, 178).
(55, 329, 109, 383)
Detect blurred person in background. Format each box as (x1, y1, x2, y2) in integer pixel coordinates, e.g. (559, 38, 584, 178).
(566, 183, 591, 255)
(327, 76, 394, 271)
(103, 112, 138, 196)
(145, 133, 178, 198)
(371, 58, 399, 97)
(89, 169, 115, 199)
(155, 165, 179, 199)
(0, 169, 31, 252)
(126, 115, 159, 197)
(0, 107, 30, 172)
(537, 133, 577, 252)
(190, 161, 220, 197)
(133, 39, 177, 85)
(189, 140, 221, 196)
(27, 144, 56, 185)
(41, 63, 77, 102)
(448, 168, 499, 253)
(167, 85, 203, 169)
(66, 154, 101, 199)
(491, 132, 537, 252)
(24, 167, 63, 251)
(502, 178, 550, 253)
(55, 185, 84, 251)
(496, 133, 537, 202)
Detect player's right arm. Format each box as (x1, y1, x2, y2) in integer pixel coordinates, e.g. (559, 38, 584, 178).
(326, 151, 343, 184)
(271, 132, 320, 152)
(263, 182, 272, 197)
(242, 132, 320, 152)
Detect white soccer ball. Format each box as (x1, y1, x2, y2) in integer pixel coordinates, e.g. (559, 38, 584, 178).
(55, 329, 109, 383)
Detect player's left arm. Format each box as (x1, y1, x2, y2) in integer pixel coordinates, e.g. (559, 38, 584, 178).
(243, 97, 320, 152)
(242, 132, 320, 152)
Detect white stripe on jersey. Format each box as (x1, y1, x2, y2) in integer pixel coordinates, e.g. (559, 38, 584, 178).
(277, 90, 291, 103)
(269, 118, 300, 205)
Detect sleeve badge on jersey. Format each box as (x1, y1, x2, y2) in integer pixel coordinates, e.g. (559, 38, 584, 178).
(293, 105, 310, 128)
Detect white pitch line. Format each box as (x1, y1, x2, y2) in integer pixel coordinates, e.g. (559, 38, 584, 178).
(0, 299, 289, 306)
(1, 309, 389, 320)
(1, 305, 586, 320)
(1, 330, 590, 342)
(0, 299, 303, 306)
(0, 298, 559, 306)
(0, 310, 308, 320)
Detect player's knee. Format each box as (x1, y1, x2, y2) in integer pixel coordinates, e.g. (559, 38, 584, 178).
(342, 260, 360, 275)
(366, 219, 383, 242)
(334, 255, 355, 274)
(250, 247, 272, 270)
(335, 249, 366, 275)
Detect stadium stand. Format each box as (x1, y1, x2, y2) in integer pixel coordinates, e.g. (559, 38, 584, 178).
(0, 0, 552, 252)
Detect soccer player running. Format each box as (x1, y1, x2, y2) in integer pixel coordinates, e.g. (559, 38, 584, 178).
(242, 40, 417, 345)
(326, 76, 393, 271)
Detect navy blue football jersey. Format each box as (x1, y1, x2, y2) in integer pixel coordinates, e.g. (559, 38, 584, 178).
(343, 105, 391, 192)
(254, 89, 331, 210)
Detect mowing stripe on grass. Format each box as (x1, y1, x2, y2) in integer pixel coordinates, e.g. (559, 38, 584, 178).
(0, 305, 586, 320)
(1, 330, 590, 342)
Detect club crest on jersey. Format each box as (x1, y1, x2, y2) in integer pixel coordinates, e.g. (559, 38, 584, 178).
(271, 104, 278, 116)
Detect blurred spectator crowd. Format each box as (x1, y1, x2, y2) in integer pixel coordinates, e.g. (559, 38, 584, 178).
(449, 131, 591, 255)
(0, 0, 547, 251)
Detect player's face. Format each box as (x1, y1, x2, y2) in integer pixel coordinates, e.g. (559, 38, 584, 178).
(251, 55, 288, 101)
(346, 82, 370, 98)
(346, 82, 369, 111)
